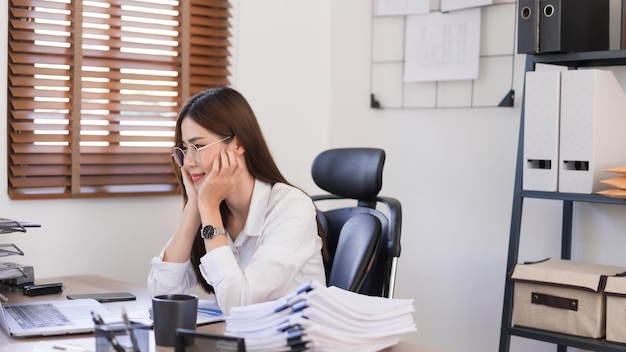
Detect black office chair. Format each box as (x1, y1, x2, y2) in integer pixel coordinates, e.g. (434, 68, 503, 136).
(326, 213, 381, 292)
(311, 148, 402, 298)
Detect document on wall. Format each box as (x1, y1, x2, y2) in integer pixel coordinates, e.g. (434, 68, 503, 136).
(404, 8, 481, 82)
(376, 0, 429, 16)
(441, 0, 493, 12)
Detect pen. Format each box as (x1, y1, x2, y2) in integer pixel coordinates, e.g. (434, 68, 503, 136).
(50, 343, 91, 351)
(121, 306, 140, 352)
(91, 311, 125, 352)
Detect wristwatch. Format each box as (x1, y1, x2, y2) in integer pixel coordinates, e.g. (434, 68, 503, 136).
(201, 224, 226, 239)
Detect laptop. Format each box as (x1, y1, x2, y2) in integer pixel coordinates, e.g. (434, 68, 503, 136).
(0, 298, 120, 337)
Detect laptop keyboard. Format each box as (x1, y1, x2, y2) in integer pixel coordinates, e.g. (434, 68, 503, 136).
(5, 303, 73, 329)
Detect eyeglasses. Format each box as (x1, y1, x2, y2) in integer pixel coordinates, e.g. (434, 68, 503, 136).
(172, 135, 232, 167)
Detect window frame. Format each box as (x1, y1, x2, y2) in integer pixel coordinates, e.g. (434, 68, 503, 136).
(7, 0, 231, 200)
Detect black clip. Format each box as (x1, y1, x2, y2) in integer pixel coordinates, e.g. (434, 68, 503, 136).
(23, 283, 63, 296)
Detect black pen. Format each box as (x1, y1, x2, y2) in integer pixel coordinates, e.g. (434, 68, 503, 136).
(91, 311, 125, 352)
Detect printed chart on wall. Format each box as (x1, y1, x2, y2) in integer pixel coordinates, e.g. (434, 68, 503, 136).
(370, 0, 517, 109)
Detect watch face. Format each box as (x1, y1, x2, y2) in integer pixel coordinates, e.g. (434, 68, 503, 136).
(202, 225, 215, 238)
(201, 225, 225, 239)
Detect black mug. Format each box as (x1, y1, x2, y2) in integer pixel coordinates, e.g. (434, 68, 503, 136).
(152, 293, 198, 347)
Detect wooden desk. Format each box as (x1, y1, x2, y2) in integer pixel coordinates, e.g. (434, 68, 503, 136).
(0, 276, 441, 352)
(0, 275, 152, 352)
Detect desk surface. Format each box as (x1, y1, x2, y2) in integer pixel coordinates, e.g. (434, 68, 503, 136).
(0, 275, 441, 352)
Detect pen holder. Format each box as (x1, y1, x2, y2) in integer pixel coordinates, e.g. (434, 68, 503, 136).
(95, 322, 150, 352)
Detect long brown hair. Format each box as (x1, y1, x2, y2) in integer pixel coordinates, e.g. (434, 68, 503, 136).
(173, 87, 326, 294)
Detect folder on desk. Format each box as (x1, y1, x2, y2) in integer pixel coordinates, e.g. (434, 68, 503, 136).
(538, 0, 609, 53)
(558, 69, 626, 194)
(517, 0, 539, 54)
(523, 70, 561, 192)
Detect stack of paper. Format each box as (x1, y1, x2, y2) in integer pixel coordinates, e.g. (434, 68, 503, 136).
(598, 167, 626, 199)
(225, 281, 416, 352)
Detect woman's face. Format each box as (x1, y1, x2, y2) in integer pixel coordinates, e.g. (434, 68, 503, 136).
(179, 117, 228, 190)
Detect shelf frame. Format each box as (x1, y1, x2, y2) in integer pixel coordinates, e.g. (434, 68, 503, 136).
(499, 50, 626, 352)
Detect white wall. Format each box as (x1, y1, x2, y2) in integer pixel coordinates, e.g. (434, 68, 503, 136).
(325, 2, 626, 352)
(229, 0, 331, 190)
(326, 2, 520, 350)
(3, 1, 626, 352)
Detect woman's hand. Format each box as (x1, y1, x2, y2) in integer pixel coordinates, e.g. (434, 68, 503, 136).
(181, 166, 199, 205)
(163, 166, 202, 263)
(197, 147, 245, 210)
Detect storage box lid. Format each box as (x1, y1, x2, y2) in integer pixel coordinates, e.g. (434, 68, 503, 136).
(605, 275, 626, 296)
(511, 258, 626, 292)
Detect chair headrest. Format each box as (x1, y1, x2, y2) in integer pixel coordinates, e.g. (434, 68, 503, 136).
(311, 148, 385, 199)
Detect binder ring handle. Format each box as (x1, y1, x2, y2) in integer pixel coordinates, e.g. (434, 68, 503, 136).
(543, 4, 555, 18)
(520, 6, 531, 20)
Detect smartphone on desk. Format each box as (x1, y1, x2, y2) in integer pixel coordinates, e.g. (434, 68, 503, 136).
(66, 292, 136, 302)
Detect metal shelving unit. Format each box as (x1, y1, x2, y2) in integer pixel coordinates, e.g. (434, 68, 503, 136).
(0, 219, 39, 287)
(499, 50, 626, 352)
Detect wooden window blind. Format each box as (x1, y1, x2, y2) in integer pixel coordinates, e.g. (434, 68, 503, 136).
(8, 0, 231, 199)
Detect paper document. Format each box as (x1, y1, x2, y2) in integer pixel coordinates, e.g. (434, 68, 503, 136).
(128, 299, 224, 326)
(404, 8, 481, 82)
(376, 0, 429, 16)
(225, 281, 416, 352)
(34, 340, 94, 352)
(441, 0, 493, 12)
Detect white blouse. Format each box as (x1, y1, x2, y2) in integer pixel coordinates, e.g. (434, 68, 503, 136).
(147, 179, 326, 314)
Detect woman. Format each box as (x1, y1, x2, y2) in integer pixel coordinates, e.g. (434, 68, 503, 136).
(148, 87, 326, 314)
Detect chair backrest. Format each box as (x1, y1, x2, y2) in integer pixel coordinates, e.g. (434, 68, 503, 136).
(327, 213, 381, 292)
(311, 148, 402, 298)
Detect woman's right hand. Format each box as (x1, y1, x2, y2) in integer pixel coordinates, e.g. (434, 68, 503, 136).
(162, 167, 202, 263)
(181, 166, 199, 205)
